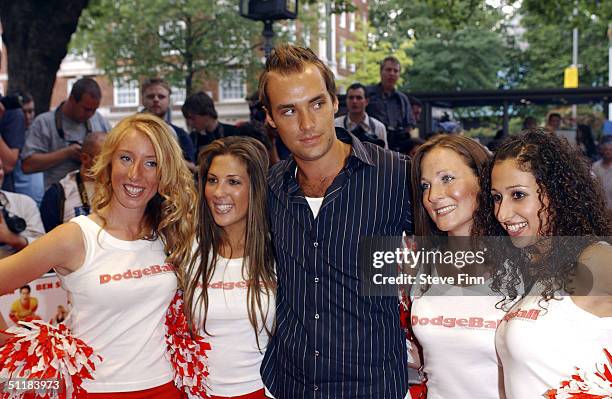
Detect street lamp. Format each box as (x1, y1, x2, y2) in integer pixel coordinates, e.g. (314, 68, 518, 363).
(239, 0, 299, 58)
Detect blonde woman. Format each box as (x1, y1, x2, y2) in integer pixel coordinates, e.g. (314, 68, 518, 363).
(0, 113, 196, 398)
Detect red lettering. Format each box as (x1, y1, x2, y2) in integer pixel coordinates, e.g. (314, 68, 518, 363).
(469, 317, 484, 328)
(35, 284, 43, 291)
(143, 268, 151, 276)
(162, 265, 172, 272)
(100, 275, 111, 284)
(419, 318, 429, 326)
(236, 281, 247, 288)
(485, 320, 498, 329)
(442, 318, 455, 328)
(430, 316, 442, 326)
(151, 265, 162, 274)
(411, 316, 419, 326)
(223, 282, 234, 290)
(112, 274, 122, 281)
(528, 309, 541, 320)
(123, 270, 133, 280)
(55, 281, 61, 288)
(133, 270, 142, 278)
(211, 281, 223, 289)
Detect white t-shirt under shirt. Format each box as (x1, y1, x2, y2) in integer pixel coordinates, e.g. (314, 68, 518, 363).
(58, 216, 176, 392)
(411, 279, 507, 399)
(192, 255, 275, 397)
(496, 294, 612, 398)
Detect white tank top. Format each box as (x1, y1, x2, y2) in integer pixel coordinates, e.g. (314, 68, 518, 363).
(411, 276, 507, 399)
(496, 294, 612, 398)
(192, 255, 275, 396)
(58, 216, 176, 392)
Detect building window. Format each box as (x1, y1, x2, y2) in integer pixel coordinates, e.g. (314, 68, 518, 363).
(114, 79, 139, 107)
(339, 12, 346, 29)
(349, 13, 356, 32)
(339, 40, 347, 69)
(219, 70, 246, 101)
(171, 86, 186, 105)
(349, 46, 356, 72)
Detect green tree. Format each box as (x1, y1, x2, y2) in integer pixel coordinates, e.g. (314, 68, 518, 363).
(368, 0, 510, 92)
(518, 0, 611, 88)
(405, 27, 506, 91)
(74, 0, 261, 95)
(342, 19, 413, 86)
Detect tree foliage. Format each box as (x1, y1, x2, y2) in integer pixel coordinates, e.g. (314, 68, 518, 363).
(342, 19, 413, 86)
(74, 0, 261, 95)
(517, 0, 611, 88)
(368, 0, 509, 92)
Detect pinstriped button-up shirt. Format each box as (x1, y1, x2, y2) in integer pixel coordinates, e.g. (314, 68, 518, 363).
(261, 129, 414, 398)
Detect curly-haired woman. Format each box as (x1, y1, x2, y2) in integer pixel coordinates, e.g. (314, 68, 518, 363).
(473, 128, 612, 398)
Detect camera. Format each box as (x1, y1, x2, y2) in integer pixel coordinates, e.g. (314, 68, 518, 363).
(0, 193, 26, 235)
(2, 207, 26, 234)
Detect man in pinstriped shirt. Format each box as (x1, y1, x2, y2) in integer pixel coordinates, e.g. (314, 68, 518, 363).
(259, 44, 414, 399)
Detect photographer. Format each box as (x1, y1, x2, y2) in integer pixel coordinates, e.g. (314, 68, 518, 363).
(0, 157, 44, 259)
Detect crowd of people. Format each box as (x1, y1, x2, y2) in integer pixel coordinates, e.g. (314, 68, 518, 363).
(0, 43, 610, 399)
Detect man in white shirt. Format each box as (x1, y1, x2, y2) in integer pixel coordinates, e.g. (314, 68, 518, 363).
(335, 83, 388, 149)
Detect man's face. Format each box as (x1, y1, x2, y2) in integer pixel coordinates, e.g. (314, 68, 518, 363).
(20, 288, 30, 302)
(265, 65, 338, 163)
(346, 88, 368, 115)
(601, 143, 612, 162)
(68, 93, 100, 123)
(142, 84, 170, 118)
(186, 113, 213, 132)
(548, 115, 561, 130)
(381, 61, 400, 90)
(22, 101, 35, 128)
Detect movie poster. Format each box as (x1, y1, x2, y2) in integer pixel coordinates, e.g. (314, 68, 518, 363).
(0, 273, 69, 327)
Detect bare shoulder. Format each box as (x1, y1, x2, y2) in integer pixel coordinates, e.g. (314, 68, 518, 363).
(579, 241, 612, 270)
(34, 222, 86, 274)
(0, 222, 86, 293)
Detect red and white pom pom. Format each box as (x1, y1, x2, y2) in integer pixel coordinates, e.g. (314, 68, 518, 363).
(545, 349, 612, 399)
(0, 320, 102, 399)
(165, 291, 211, 399)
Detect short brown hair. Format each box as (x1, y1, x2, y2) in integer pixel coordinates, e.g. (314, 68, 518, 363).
(258, 44, 337, 111)
(381, 56, 401, 71)
(141, 77, 171, 96)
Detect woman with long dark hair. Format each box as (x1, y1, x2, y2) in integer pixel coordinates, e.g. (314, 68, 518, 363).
(184, 136, 276, 399)
(474, 128, 612, 398)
